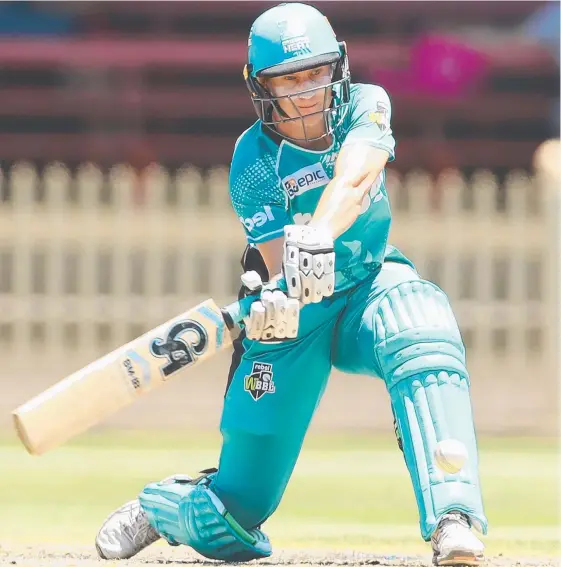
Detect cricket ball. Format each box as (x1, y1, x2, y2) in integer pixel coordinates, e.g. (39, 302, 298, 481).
(434, 439, 468, 474)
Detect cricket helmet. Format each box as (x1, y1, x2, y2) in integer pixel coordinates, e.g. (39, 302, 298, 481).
(243, 2, 351, 142)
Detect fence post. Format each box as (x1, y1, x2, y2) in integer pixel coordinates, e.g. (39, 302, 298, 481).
(42, 163, 71, 358)
(207, 166, 230, 211)
(108, 164, 137, 345)
(11, 163, 39, 359)
(74, 164, 106, 359)
(143, 163, 170, 323)
(176, 165, 203, 212)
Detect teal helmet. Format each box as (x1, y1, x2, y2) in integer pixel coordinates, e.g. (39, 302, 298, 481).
(243, 3, 351, 142)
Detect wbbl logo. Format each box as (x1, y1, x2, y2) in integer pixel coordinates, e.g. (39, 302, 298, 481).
(150, 320, 208, 378)
(244, 362, 276, 401)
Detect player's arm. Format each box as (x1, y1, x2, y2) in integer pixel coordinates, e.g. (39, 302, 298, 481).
(312, 84, 395, 238)
(282, 146, 389, 303)
(281, 148, 390, 303)
(283, 84, 395, 302)
(309, 145, 389, 238)
(230, 154, 299, 340)
(255, 237, 284, 278)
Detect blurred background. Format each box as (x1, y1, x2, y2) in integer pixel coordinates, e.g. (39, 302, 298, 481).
(0, 0, 559, 433)
(0, 1, 559, 559)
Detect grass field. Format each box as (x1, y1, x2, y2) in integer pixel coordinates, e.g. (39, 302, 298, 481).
(0, 431, 559, 560)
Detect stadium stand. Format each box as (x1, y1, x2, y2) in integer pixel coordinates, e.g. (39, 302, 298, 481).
(0, 1, 557, 171)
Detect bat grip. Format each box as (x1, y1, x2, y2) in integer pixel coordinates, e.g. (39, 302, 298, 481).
(221, 276, 288, 330)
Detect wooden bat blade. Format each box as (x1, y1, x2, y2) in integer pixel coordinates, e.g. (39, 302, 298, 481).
(12, 298, 233, 456)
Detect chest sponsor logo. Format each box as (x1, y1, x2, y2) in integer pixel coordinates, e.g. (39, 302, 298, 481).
(240, 205, 275, 232)
(282, 163, 328, 198)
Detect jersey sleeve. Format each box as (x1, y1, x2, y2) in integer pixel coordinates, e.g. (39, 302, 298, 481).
(342, 84, 396, 160)
(229, 136, 290, 244)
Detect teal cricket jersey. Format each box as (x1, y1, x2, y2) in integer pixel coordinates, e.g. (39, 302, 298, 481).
(229, 82, 404, 291)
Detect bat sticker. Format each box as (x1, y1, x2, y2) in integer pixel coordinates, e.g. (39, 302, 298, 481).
(120, 350, 151, 393)
(150, 320, 208, 378)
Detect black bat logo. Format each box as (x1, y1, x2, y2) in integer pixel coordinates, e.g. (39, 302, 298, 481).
(150, 320, 208, 378)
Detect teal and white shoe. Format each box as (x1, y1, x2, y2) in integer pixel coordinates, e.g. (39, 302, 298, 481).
(431, 512, 485, 566)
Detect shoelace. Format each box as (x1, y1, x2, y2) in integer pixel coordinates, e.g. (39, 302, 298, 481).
(441, 513, 470, 528)
(130, 522, 158, 546)
(110, 503, 155, 546)
(434, 512, 471, 543)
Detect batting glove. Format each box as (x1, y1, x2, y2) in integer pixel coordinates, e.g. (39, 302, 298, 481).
(241, 271, 299, 341)
(283, 224, 335, 304)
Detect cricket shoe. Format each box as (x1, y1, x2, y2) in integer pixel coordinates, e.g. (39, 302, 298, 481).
(431, 511, 485, 566)
(95, 474, 193, 559)
(95, 498, 161, 559)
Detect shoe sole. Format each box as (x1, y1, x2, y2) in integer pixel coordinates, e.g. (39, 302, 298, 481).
(95, 542, 109, 560)
(434, 552, 484, 566)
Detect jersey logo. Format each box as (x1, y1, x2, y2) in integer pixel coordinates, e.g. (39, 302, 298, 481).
(282, 163, 328, 199)
(244, 362, 276, 401)
(240, 205, 275, 233)
(150, 320, 208, 378)
(368, 102, 390, 132)
(278, 20, 311, 56)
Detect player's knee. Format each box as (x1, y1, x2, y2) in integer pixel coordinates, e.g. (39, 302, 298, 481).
(213, 482, 279, 529)
(213, 427, 299, 529)
(211, 460, 284, 529)
(373, 279, 467, 388)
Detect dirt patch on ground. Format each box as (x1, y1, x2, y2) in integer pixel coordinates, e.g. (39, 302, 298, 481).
(0, 546, 557, 567)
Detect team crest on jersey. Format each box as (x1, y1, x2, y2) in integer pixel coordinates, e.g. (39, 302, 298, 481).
(244, 362, 276, 401)
(368, 102, 389, 131)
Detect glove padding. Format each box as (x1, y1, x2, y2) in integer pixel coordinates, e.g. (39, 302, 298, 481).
(241, 271, 299, 341)
(283, 224, 335, 304)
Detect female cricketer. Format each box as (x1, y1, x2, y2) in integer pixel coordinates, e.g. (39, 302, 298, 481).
(95, 4, 488, 565)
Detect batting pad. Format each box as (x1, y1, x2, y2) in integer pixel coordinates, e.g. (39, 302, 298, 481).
(374, 280, 488, 540)
(139, 477, 272, 561)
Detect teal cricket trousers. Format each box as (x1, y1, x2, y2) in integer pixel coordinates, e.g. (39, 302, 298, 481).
(210, 258, 420, 529)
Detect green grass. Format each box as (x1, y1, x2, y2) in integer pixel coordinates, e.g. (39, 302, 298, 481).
(0, 430, 558, 558)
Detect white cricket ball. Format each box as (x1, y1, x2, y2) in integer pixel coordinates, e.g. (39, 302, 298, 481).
(434, 439, 468, 474)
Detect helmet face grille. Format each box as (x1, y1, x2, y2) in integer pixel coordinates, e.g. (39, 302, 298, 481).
(245, 47, 351, 143)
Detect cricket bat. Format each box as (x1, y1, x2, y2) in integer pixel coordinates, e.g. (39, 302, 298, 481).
(12, 292, 258, 456)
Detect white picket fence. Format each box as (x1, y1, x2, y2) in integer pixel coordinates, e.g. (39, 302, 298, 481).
(0, 162, 557, 433)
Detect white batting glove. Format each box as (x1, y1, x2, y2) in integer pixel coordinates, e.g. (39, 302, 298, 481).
(241, 271, 299, 341)
(283, 224, 335, 304)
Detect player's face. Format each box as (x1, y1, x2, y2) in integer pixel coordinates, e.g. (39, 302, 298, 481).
(266, 64, 333, 120)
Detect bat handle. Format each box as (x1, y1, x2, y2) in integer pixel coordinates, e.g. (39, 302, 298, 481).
(221, 276, 288, 330)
